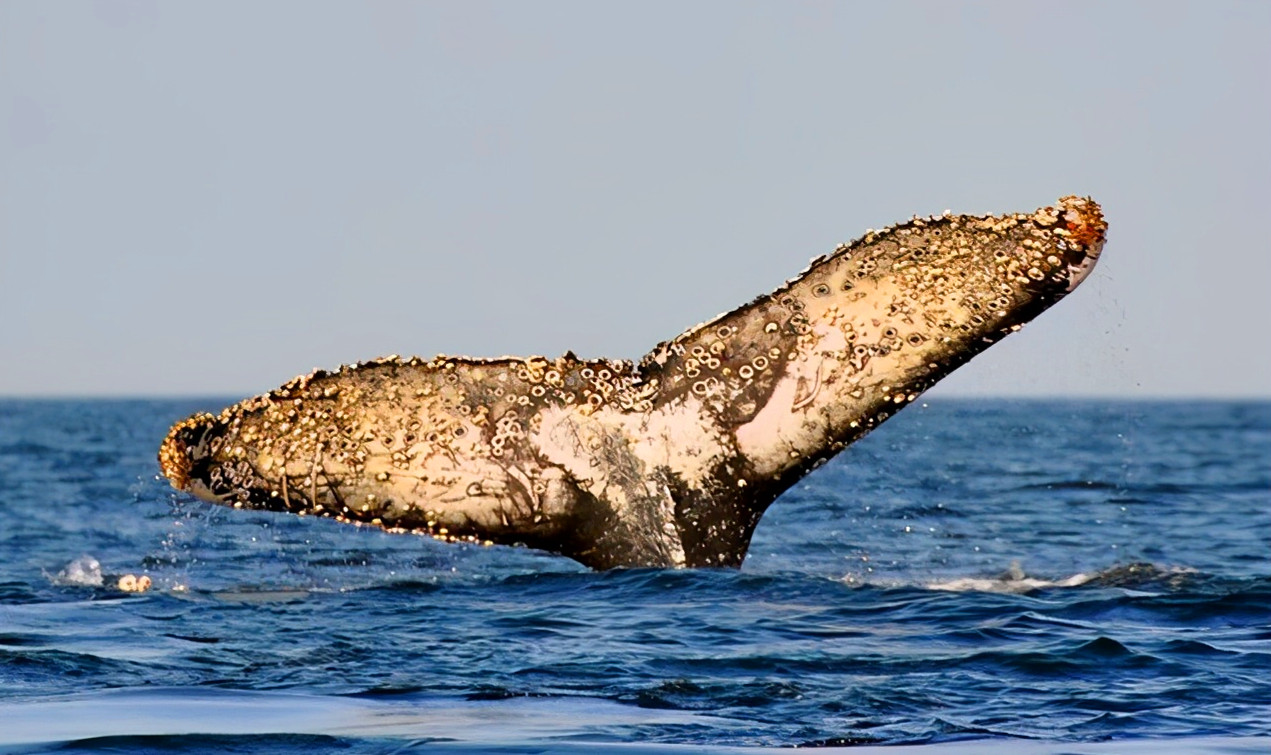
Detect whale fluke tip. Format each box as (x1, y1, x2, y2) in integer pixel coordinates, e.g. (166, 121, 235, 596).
(159, 413, 213, 491)
(1056, 195, 1106, 252)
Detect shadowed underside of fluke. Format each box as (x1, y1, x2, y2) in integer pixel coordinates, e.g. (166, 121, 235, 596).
(160, 196, 1107, 570)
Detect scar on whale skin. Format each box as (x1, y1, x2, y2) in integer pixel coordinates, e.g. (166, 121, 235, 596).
(160, 196, 1107, 570)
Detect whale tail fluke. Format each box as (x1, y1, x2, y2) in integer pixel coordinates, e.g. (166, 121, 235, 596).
(159, 197, 1106, 570)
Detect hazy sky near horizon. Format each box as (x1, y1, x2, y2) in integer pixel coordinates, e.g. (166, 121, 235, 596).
(2, 1, 1268, 397)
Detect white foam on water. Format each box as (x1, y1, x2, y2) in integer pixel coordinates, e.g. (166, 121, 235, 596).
(925, 572, 1094, 593)
(49, 555, 104, 587)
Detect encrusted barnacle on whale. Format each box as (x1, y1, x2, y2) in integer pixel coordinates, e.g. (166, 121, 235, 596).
(160, 196, 1107, 570)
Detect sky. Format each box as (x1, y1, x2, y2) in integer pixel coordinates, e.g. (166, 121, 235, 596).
(1, 1, 1268, 398)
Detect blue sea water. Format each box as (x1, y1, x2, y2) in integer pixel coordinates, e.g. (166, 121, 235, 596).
(0, 398, 1268, 754)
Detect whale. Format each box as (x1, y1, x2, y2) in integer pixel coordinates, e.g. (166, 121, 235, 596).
(159, 196, 1106, 569)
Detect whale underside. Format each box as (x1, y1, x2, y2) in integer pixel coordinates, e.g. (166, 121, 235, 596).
(160, 197, 1107, 570)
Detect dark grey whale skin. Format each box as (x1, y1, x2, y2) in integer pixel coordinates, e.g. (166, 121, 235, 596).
(160, 197, 1106, 570)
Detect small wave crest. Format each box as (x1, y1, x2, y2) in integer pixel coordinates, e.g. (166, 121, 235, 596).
(923, 562, 1198, 594)
(48, 555, 104, 587)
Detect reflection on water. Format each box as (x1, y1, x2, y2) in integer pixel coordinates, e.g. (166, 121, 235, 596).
(3, 688, 1270, 754)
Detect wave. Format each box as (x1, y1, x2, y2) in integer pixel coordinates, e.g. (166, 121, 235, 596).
(2, 687, 1270, 754)
(922, 561, 1206, 594)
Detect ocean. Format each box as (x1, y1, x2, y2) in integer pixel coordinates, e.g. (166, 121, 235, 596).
(1, 398, 1268, 754)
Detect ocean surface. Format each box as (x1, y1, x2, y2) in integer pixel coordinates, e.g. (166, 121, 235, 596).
(0, 398, 1268, 754)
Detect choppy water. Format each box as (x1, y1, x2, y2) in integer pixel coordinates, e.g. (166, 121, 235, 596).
(1, 398, 1268, 754)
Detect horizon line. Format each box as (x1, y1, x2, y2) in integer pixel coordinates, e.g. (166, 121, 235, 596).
(2, 392, 1268, 402)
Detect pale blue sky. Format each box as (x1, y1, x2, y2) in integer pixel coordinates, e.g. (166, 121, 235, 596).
(2, 1, 1268, 397)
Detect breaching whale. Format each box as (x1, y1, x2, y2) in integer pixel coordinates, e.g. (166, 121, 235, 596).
(160, 196, 1106, 569)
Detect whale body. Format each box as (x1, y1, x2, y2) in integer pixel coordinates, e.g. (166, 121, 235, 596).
(159, 196, 1106, 569)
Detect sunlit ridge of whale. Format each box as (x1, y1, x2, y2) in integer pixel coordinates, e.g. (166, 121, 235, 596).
(160, 196, 1107, 570)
